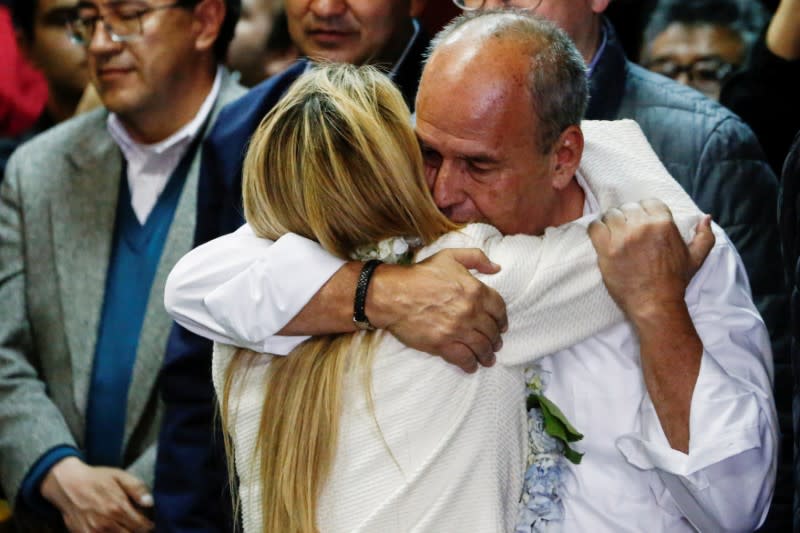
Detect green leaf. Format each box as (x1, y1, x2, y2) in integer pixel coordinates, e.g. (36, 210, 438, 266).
(563, 446, 583, 465)
(528, 393, 585, 465)
(536, 394, 583, 442)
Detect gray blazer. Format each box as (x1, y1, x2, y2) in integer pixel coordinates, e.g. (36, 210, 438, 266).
(0, 71, 245, 505)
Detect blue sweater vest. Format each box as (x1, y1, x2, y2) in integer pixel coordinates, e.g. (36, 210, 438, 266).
(84, 152, 192, 466)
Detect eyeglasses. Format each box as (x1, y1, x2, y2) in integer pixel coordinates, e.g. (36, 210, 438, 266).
(645, 57, 738, 86)
(451, 0, 543, 11)
(67, 0, 194, 45)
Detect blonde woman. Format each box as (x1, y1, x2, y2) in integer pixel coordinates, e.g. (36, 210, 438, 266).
(210, 60, 721, 533)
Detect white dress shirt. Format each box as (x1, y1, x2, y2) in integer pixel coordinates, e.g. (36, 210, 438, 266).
(165, 120, 777, 531)
(107, 67, 222, 224)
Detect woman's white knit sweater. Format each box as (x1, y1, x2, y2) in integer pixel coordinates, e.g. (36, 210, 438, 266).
(213, 120, 704, 532)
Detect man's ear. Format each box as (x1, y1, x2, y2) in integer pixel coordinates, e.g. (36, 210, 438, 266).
(550, 125, 584, 190)
(410, 0, 428, 19)
(193, 0, 225, 53)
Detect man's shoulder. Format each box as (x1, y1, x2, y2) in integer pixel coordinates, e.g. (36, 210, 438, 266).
(212, 71, 248, 115)
(7, 108, 110, 181)
(614, 62, 769, 183)
(621, 62, 736, 125)
(208, 60, 308, 149)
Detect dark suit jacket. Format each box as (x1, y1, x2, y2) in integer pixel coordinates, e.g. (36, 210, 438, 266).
(778, 130, 800, 533)
(154, 28, 430, 533)
(591, 19, 789, 532)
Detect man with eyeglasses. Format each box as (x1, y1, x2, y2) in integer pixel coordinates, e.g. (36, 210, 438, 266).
(0, 0, 245, 531)
(640, 0, 769, 101)
(452, 2, 790, 529)
(1, 0, 89, 177)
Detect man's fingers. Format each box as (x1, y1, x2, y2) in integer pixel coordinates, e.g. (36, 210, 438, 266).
(639, 198, 673, 220)
(618, 202, 647, 225)
(110, 471, 155, 530)
(600, 206, 626, 229)
(588, 219, 610, 251)
(481, 285, 508, 335)
(688, 215, 715, 276)
(441, 343, 479, 373)
(445, 248, 501, 274)
(113, 471, 153, 508)
(461, 328, 497, 368)
(103, 491, 154, 533)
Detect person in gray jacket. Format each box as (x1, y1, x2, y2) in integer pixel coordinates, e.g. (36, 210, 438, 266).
(454, 1, 789, 530)
(0, 0, 244, 530)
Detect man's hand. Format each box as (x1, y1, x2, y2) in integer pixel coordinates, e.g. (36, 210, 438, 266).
(40, 456, 154, 533)
(587, 199, 714, 320)
(368, 248, 508, 373)
(588, 199, 715, 452)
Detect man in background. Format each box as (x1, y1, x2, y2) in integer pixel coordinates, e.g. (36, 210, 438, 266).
(226, 0, 297, 86)
(0, 0, 243, 530)
(1, 0, 88, 176)
(640, 0, 768, 100)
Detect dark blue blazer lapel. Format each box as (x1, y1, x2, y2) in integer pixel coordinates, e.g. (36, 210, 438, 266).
(195, 59, 308, 244)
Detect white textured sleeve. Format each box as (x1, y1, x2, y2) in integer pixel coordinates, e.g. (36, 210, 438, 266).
(615, 229, 778, 532)
(164, 224, 346, 354)
(419, 221, 626, 366)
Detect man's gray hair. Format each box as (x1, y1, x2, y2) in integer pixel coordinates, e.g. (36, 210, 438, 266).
(427, 9, 589, 153)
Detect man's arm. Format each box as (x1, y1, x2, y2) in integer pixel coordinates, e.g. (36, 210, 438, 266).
(0, 159, 82, 504)
(165, 225, 507, 373)
(591, 201, 777, 530)
(767, 0, 800, 61)
(589, 200, 714, 452)
(0, 158, 154, 531)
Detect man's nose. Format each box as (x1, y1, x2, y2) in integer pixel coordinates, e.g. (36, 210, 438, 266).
(675, 71, 691, 86)
(431, 160, 464, 209)
(309, 0, 348, 18)
(88, 21, 123, 55)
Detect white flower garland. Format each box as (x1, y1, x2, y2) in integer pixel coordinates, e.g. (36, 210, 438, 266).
(350, 236, 422, 264)
(515, 365, 573, 532)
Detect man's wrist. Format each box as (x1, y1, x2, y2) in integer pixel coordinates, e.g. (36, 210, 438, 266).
(626, 299, 691, 334)
(40, 456, 82, 507)
(353, 260, 382, 330)
(363, 263, 408, 330)
(19, 445, 82, 516)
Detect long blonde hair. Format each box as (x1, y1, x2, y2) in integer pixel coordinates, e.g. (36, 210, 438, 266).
(219, 64, 457, 533)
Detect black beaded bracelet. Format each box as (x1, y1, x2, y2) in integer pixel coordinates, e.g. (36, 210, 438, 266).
(353, 259, 382, 331)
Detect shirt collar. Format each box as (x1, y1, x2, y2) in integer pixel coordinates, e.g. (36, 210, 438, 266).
(389, 18, 421, 80)
(586, 21, 608, 78)
(107, 66, 223, 160)
(576, 171, 600, 216)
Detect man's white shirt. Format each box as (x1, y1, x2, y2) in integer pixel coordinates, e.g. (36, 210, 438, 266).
(108, 67, 223, 224)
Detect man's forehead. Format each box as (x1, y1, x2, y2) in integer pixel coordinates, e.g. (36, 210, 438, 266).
(415, 98, 511, 161)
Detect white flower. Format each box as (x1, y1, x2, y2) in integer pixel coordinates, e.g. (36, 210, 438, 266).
(377, 239, 393, 259)
(516, 366, 568, 532)
(350, 236, 420, 264)
(392, 238, 409, 256)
